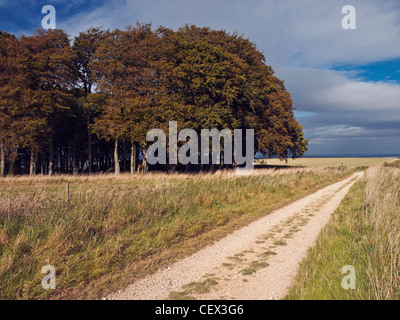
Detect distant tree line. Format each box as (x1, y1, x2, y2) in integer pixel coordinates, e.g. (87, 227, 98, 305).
(0, 24, 308, 176)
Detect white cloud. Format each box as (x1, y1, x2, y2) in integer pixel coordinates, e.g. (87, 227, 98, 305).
(60, 0, 400, 67)
(56, 0, 400, 154)
(309, 125, 365, 137)
(280, 67, 400, 119)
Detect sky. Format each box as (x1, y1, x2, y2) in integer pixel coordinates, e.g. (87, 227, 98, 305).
(0, 0, 399, 156)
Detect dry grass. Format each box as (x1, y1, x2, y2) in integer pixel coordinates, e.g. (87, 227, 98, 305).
(364, 167, 400, 299)
(0, 167, 356, 300)
(256, 157, 398, 168)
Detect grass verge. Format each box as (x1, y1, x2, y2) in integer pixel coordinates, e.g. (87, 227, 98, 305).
(285, 166, 400, 300)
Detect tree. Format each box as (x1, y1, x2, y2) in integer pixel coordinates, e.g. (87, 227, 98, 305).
(0, 24, 308, 176)
(0, 31, 22, 176)
(154, 25, 308, 165)
(72, 27, 105, 173)
(19, 29, 74, 176)
(92, 24, 158, 175)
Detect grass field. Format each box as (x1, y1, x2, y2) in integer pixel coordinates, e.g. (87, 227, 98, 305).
(285, 161, 400, 300)
(0, 167, 356, 300)
(256, 157, 398, 168)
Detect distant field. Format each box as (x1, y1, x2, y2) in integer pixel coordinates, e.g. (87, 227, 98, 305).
(256, 157, 398, 168)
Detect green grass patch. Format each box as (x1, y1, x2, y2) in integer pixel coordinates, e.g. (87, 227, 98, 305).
(221, 263, 234, 269)
(168, 278, 219, 299)
(273, 240, 287, 246)
(259, 251, 277, 258)
(240, 260, 269, 276)
(285, 167, 400, 300)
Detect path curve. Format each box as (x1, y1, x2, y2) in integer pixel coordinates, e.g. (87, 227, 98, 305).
(107, 171, 363, 300)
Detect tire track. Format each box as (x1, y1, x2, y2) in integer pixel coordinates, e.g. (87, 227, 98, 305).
(107, 172, 363, 300)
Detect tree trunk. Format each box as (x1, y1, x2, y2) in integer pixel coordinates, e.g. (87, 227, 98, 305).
(72, 150, 79, 175)
(130, 142, 137, 175)
(40, 154, 44, 175)
(0, 141, 5, 178)
(142, 147, 148, 174)
(66, 148, 70, 173)
(8, 157, 15, 176)
(123, 142, 127, 172)
(87, 116, 92, 174)
(114, 140, 120, 176)
(211, 163, 215, 172)
(49, 138, 54, 176)
(30, 150, 37, 176)
(79, 157, 84, 173)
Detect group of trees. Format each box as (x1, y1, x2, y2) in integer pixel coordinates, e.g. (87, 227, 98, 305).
(0, 24, 308, 176)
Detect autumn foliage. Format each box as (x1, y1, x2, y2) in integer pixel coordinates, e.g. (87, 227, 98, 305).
(0, 24, 308, 176)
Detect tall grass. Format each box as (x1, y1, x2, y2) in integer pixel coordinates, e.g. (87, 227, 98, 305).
(285, 165, 400, 300)
(384, 159, 400, 168)
(0, 168, 354, 299)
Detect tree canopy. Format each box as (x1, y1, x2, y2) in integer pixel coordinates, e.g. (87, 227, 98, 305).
(0, 24, 308, 176)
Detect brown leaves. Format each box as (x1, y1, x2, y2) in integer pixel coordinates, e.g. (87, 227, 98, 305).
(0, 23, 308, 172)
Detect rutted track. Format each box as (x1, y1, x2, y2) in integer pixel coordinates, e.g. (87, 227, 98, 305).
(107, 172, 363, 300)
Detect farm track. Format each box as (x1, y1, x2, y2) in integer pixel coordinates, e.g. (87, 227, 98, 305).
(106, 171, 363, 300)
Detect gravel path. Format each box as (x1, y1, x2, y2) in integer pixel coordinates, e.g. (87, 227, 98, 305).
(107, 172, 363, 300)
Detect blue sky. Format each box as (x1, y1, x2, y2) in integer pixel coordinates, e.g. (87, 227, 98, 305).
(331, 59, 400, 84)
(0, 0, 399, 156)
(0, 1, 104, 34)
